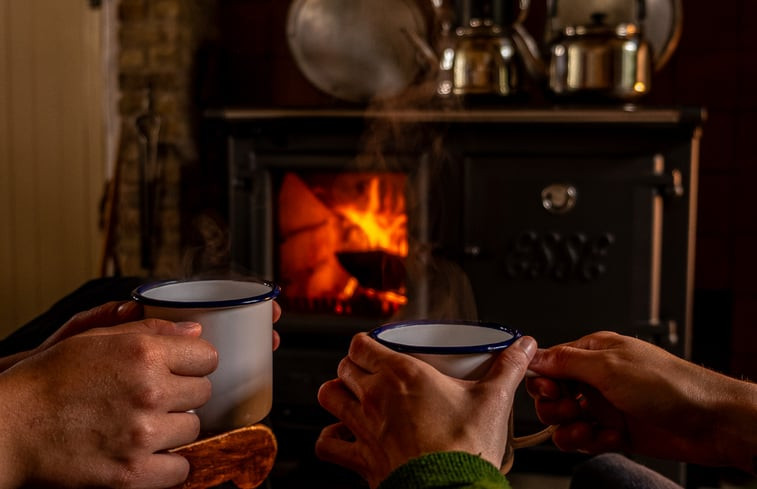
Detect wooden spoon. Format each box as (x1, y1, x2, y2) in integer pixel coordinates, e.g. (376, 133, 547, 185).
(168, 424, 277, 489)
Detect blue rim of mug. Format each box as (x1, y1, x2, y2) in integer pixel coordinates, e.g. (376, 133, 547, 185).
(131, 279, 281, 309)
(369, 320, 522, 354)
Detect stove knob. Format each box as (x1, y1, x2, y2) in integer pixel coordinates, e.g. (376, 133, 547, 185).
(541, 183, 577, 214)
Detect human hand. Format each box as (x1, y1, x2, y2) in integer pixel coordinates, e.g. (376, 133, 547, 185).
(1, 299, 282, 374)
(526, 331, 757, 471)
(315, 332, 537, 488)
(0, 318, 218, 489)
(46, 299, 284, 351)
(40, 300, 146, 347)
(0, 301, 144, 373)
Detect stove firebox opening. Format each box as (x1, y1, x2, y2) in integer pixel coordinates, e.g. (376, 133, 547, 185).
(276, 170, 408, 317)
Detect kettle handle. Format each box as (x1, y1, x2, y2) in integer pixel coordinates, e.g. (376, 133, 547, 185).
(652, 0, 682, 72)
(637, 0, 646, 21)
(511, 22, 548, 82)
(545, 0, 559, 45)
(515, 0, 530, 25)
(461, 0, 531, 25)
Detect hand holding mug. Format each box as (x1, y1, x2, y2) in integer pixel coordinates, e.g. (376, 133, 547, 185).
(0, 318, 217, 488)
(133, 279, 281, 433)
(526, 331, 757, 473)
(368, 321, 555, 473)
(0, 301, 144, 373)
(315, 323, 546, 489)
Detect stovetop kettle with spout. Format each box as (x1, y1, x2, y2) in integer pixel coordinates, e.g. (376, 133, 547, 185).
(541, 0, 682, 100)
(413, 0, 547, 100)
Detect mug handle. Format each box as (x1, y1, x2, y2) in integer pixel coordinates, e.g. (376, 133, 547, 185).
(500, 412, 558, 474)
(511, 424, 558, 449)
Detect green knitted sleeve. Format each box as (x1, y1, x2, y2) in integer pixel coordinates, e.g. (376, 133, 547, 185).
(377, 451, 512, 489)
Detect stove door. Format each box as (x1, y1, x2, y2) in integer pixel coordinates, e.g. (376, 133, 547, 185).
(461, 154, 667, 347)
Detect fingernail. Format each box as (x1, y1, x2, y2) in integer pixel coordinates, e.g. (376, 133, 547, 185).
(519, 336, 537, 357)
(176, 321, 200, 330)
(117, 302, 134, 315)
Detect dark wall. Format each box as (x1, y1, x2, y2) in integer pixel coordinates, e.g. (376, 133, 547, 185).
(203, 0, 757, 380)
(198, 0, 334, 108)
(643, 1, 757, 379)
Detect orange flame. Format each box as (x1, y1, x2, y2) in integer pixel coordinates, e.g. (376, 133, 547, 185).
(333, 175, 407, 308)
(333, 176, 408, 257)
(278, 172, 408, 314)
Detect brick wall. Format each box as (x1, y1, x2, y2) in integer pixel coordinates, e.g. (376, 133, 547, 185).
(113, 0, 756, 379)
(114, 0, 218, 278)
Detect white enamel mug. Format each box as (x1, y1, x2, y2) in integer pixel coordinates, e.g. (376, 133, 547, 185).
(133, 278, 280, 433)
(369, 320, 556, 474)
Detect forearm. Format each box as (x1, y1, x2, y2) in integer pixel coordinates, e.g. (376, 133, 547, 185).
(714, 377, 757, 474)
(0, 375, 31, 488)
(0, 350, 34, 373)
(0, 351, 38, 487)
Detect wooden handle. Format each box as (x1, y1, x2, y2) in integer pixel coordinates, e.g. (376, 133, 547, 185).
(168, 424, 277, 489)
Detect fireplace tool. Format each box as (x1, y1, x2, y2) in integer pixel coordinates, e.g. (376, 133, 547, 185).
(136, 86, 162, 272)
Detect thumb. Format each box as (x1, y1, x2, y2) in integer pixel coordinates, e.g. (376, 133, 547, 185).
(482, 336, 537, 390)
(528, 331, 627, 383)
(528, 344, 601, 385)
(79, 318, 203, 338)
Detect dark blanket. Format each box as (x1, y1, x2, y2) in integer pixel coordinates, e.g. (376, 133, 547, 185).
(0, 276, 147, 356)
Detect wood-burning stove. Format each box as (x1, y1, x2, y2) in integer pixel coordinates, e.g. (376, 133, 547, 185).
(205, 107, 702, 487)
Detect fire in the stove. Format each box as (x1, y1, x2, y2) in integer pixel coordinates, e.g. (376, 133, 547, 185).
(277, 171, 408, 316)
(333, 176, 408, 256)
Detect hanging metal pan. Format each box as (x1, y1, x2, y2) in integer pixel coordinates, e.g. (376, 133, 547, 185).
(286, 0, 429, 102)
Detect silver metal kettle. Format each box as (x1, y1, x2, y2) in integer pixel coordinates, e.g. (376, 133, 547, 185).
(543, 0, 682, 100)
(445, 0, 519, 97)
(548, 11, 652, 99)
(434, 0, 545, 99)
(403, 0, 542, 99)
